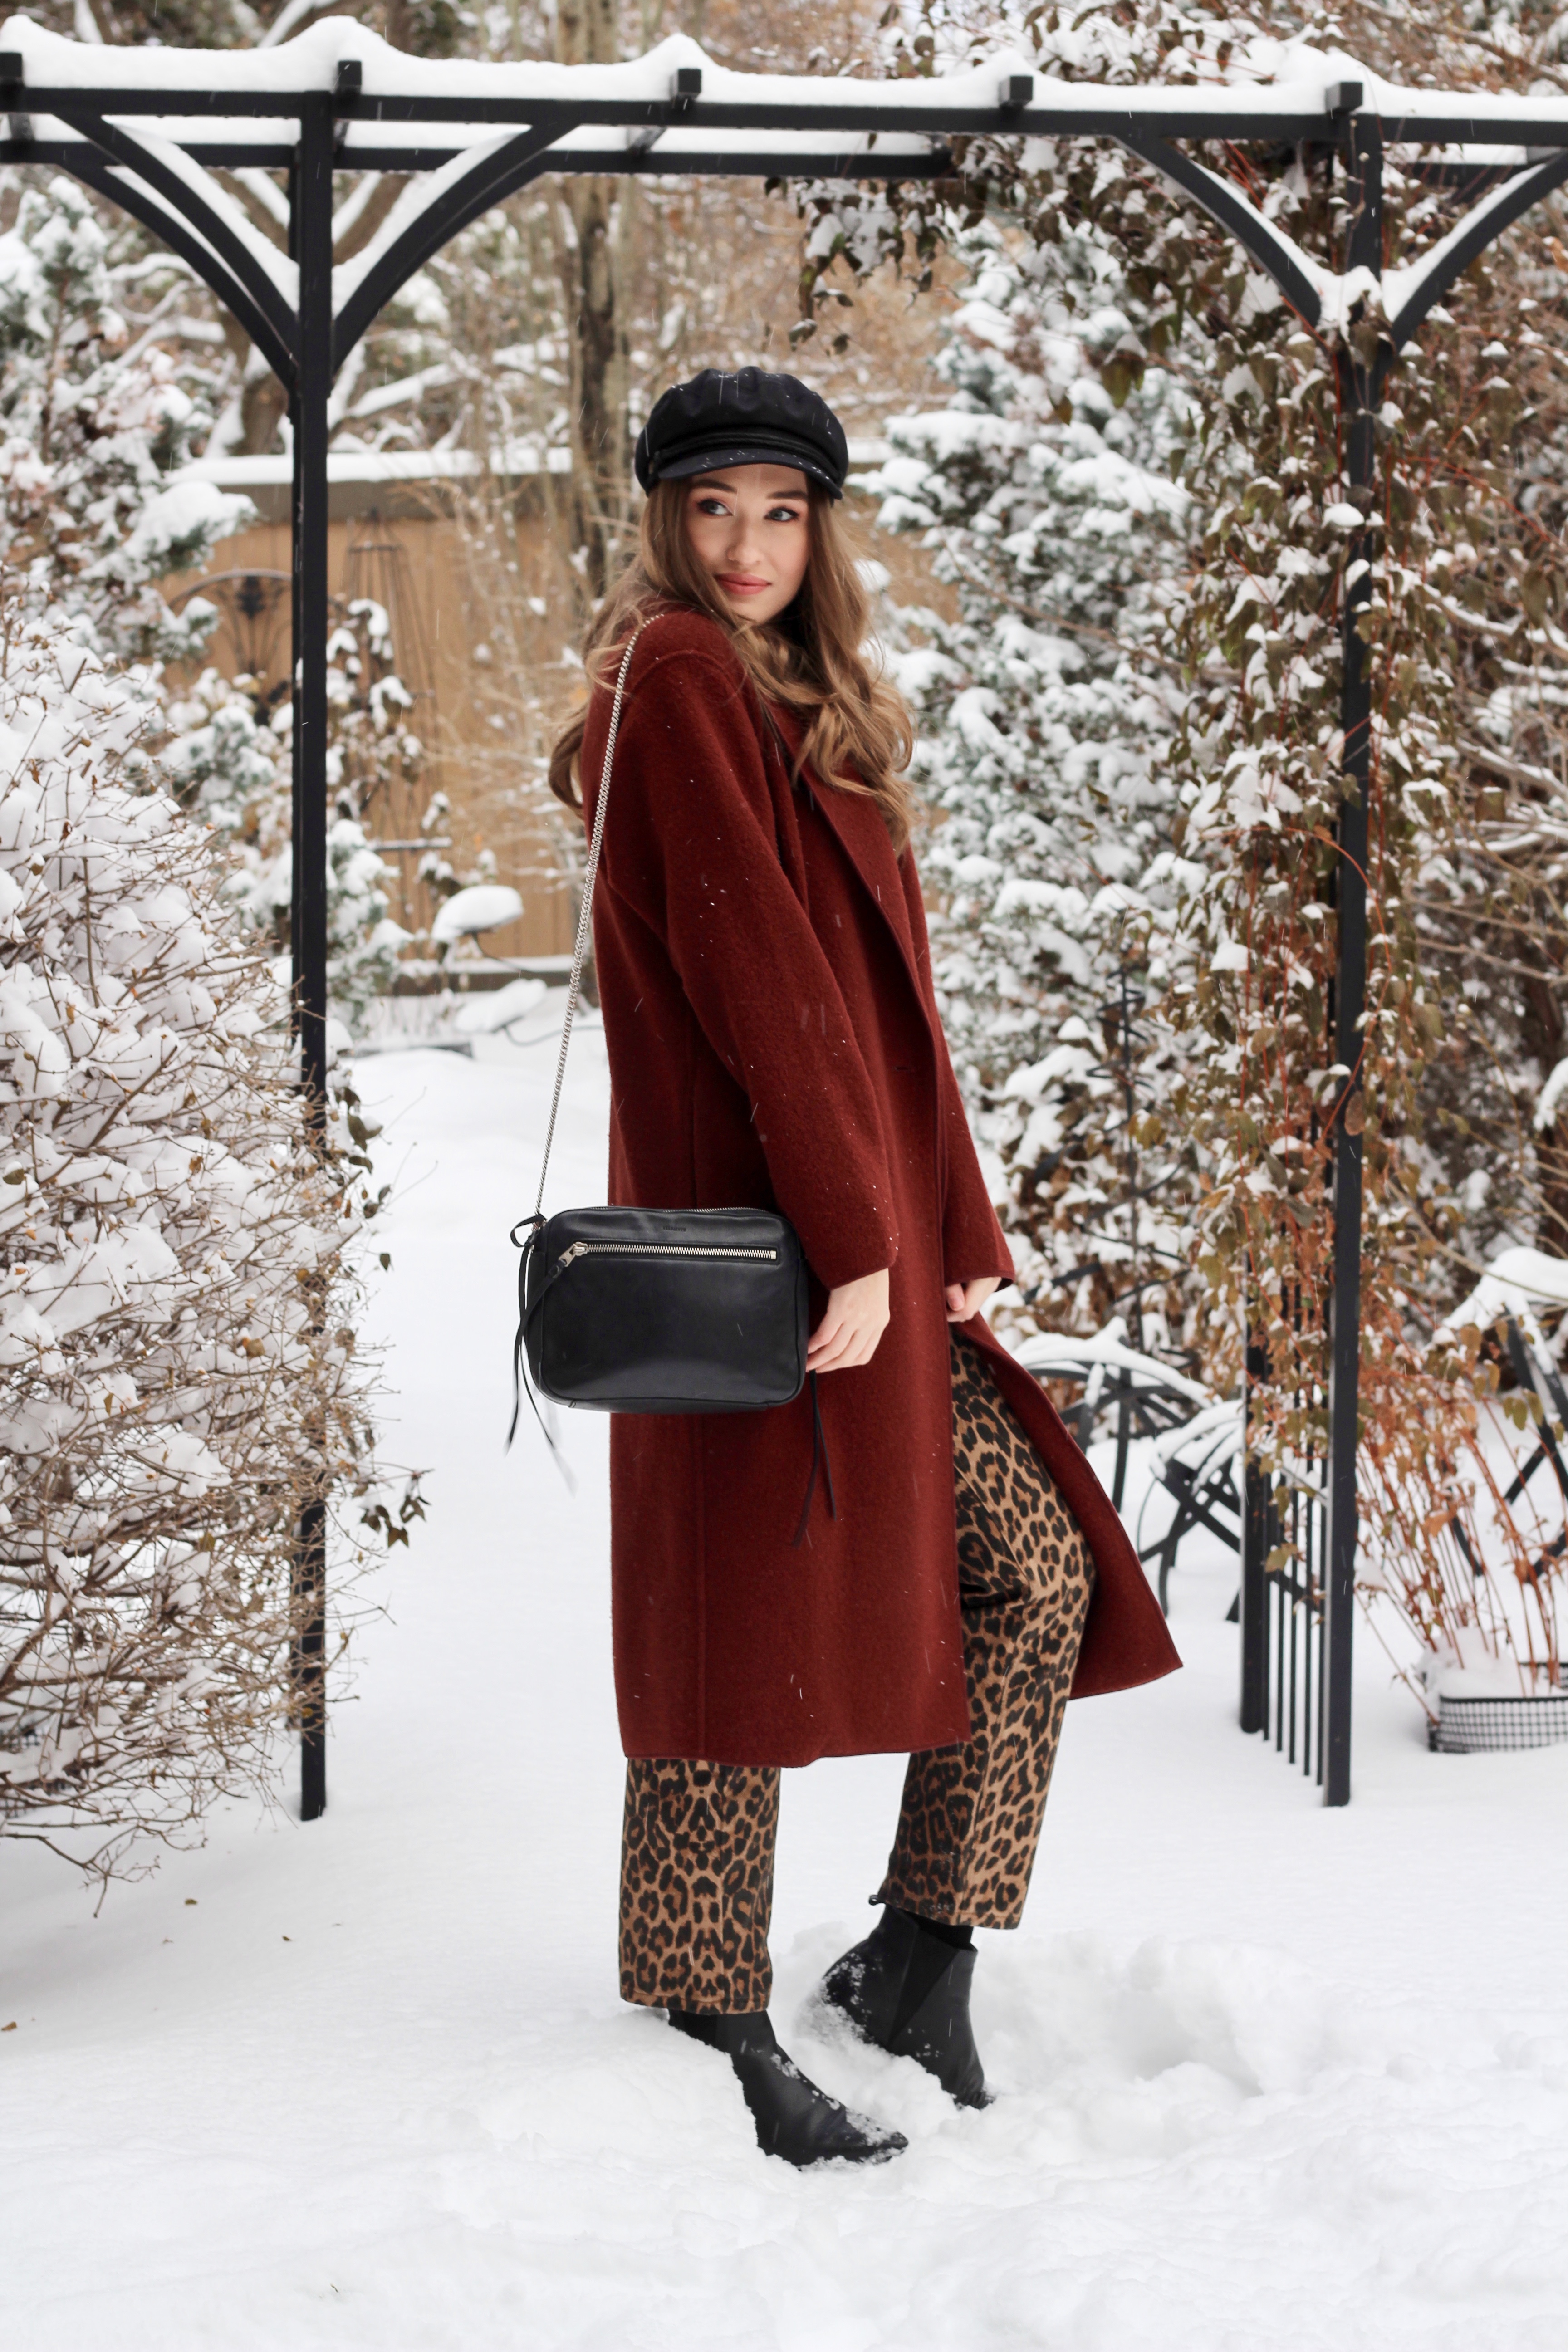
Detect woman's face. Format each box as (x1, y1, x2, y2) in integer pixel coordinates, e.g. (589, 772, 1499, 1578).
(681, 463, 812, 626)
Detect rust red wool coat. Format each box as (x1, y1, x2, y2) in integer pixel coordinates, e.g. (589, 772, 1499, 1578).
(580, 606, 1179, 1767)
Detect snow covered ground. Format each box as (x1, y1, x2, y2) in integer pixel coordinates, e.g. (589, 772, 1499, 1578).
(5, 1030, 1568, 2352)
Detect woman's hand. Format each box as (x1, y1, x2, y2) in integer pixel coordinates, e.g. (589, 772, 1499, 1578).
(945, 1277, 1001, 1325)
(807, 1269, 891, 1374)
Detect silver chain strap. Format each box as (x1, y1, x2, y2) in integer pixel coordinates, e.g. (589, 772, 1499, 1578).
(529, 621, 646, 1225)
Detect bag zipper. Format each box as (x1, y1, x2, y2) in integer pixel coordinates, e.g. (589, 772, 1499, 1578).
(558, 1240, 778, 1267)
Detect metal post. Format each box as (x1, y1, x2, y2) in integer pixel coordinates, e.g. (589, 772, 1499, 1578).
(1111, 1378, 1132, 1514)
(1239, 1326, 1270, 1734)
(1323, 107, 1383, 1808)
(291, 93, 333, 1823)
(1117, 966, 1144, 1353)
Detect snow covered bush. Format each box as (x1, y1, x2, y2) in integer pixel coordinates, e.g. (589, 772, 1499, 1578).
(0, 603, 393, 1878)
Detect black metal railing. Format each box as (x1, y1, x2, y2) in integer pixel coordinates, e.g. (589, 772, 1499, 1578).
(1241, 1448, 1328, 1783)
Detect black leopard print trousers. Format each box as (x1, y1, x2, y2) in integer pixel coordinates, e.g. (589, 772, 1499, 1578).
(618, 1331, 1096, 2012)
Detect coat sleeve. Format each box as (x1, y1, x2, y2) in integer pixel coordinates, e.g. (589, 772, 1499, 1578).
(592, 632, 900, 1290)
(898, 847, 1015, 1290)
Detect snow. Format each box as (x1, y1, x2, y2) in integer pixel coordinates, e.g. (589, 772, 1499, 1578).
(428, 883, 524, 945)
(450, 976, 549, 1037)
(120, 475, 252, 568)
(177, 446, 572, 490)
(1438, 1243, 1568, 1345)
(5, 1033, 1568, 2350)
(1382, 157, 1568, 339)
(174, 441, 887, 497)
(0, 20, 1027, 110)
(1013, 1316, 1211, 1410)
(1535, 1056, 1568, 1134)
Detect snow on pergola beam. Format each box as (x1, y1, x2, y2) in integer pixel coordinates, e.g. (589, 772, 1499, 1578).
(8, 19, 1568, 144)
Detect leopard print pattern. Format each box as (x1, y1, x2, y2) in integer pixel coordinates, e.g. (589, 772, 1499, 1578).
(618, 1756, 781, 2011)
(617, 1336, 1096, 2008)
(876, 1332, 1096, 1932)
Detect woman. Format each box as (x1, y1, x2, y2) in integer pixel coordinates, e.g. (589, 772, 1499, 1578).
(548, 367, 1180, 2168)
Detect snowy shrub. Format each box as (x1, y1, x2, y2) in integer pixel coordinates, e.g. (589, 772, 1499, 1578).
(0, 603, 394, 1878)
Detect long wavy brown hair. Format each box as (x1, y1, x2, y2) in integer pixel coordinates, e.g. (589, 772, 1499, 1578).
(546, 476, 916, 851)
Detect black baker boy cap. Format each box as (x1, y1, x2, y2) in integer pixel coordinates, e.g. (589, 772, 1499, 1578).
(634, 367, 848, 501)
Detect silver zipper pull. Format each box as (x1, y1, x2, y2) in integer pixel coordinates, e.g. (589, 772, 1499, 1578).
(559, 1241, 588, 1267)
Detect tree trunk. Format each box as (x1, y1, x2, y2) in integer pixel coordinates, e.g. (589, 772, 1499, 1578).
(554, 0, 630, 600)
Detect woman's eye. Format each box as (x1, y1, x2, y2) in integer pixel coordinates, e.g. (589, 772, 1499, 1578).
(766, 506, 804, 523)
(695, 497, 731, 515)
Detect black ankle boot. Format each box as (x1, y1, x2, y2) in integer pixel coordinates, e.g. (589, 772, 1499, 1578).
(819, 1907, 991, 2110)
(668, 2008, 907, 2167)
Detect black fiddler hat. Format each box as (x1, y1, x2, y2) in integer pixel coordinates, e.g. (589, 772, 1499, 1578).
(634, 367, 848, 501)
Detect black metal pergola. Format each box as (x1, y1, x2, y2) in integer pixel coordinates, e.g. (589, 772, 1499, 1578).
(6, 15, 1565, 1812)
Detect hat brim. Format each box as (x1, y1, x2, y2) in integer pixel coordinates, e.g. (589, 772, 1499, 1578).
(643, 441, 844, 500)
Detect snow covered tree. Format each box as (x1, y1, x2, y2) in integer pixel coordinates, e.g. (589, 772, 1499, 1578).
(0, 166, 408, 1033)
(163, 605, 412, 1034)
(0, 175, 245, 672)
(865, 216, 1196, 1344)
(0, 603, 398, 1881)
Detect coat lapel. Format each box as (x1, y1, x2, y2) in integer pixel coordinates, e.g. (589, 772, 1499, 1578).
(763, 707, 936, 1041)
(806, 778, 938, 1041)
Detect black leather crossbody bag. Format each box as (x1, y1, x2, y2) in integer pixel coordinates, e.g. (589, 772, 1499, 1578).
(509, 623, 825, 1519)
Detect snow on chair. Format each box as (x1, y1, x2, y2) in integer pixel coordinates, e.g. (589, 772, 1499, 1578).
(1013, 1318, 1247, 1614)
(1136, 1401, 1245, 1616)
(1011, 1316, 1210, 1515)
(1438, 1247, 1568, 1570)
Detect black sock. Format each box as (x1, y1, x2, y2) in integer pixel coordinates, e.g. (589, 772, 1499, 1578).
(667, 2007, 773, 2059)
(899, 1910, 972, 1950)
(888, 1910, 973, 2038)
